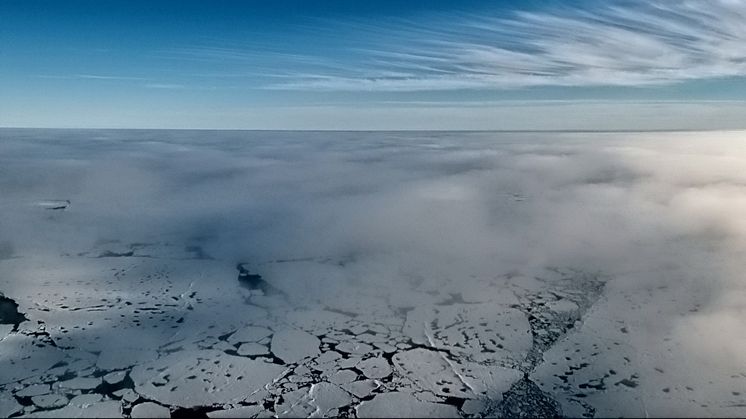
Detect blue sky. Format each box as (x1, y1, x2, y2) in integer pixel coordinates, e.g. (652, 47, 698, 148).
(3, 0, 746, 130)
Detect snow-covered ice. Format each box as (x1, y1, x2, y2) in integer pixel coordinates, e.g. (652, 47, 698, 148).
(1, 129, 746, 417)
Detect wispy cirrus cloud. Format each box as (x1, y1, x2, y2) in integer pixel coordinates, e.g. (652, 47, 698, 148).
(260, 0, 746, 91)
(75, 74, 148, 81)
(144, 83, 186, 89)
(34, 74, 148, 81)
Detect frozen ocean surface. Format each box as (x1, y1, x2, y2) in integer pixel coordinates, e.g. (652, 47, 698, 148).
(1, 128, 745, 417)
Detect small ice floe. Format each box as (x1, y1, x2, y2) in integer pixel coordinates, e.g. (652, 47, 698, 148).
(270, 328, 320, 364)
(35, 199, 71, 210)
(131, 402, 170, 418)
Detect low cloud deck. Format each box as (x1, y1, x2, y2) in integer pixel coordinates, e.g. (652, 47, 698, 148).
(1, 129, 745, 417)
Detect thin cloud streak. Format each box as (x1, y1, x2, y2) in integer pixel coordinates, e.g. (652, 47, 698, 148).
(263, 0, 746, 91)
(144, 83, 186, 89)
(75, 74, 148, 81)
(34, 74, 148, 81)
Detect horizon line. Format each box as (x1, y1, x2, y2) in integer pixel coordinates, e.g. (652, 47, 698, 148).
(3, 126, 746, 134)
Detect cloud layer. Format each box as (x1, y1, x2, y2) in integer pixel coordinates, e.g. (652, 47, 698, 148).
(1, 129, 746, 414)
(264, 0, 746, 91)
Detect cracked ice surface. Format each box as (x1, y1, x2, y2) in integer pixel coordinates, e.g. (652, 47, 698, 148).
(2, 129, 746, 417)
(130, 350, 287, 407)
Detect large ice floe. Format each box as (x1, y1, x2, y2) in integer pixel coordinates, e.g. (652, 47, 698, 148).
(1, 129, 746, 417)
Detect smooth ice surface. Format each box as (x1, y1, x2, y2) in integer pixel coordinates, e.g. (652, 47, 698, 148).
(130, 402, 170, 418)
(356, 392, 459, 418)
(1, 129, 746, 417)
(130, 350, 287, 407)
(271, 329, 321, 364)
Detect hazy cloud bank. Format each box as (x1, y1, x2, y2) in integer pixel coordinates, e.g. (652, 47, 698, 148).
(1, 129, 745, 414)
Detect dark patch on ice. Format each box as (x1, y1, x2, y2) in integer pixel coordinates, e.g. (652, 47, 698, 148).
(90, 370, 137, 400)
(0, 293, 28, 331)
(185, 245, 213, 260)
(435, 292, 479, 306)
(97, 250, 136, 258)
(56, 370, 78, 381)
(615, 376, 639, 388)
(494, 376, 562, 418)
(236, 263, 265, 288)
(37, 199, 70, 210)
(236, 263, 285, 297)
(15, 394, 36, 407)
(88, 243, 161, 258)
(171, 406, 211, 418)
(324, 307, 359, 318)
(442, 396, 467, 409)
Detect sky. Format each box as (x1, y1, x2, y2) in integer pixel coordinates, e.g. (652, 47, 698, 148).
(3, 0, 746, 130)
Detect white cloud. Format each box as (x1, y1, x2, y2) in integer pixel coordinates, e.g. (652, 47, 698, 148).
(3, 129, 746, 414)
(265, 0, 746, 91)
(34, 74, 147, 81)
(144, 83, 186, 89)
(75, 74, 147, 81)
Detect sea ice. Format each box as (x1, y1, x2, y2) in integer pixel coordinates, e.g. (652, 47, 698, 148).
(130, 402, 170, 418)
(356, 392, 459, 418)
(270, 329, 321, 364)
(2, 129, 746, 417)
(131, 350, 286, 407)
